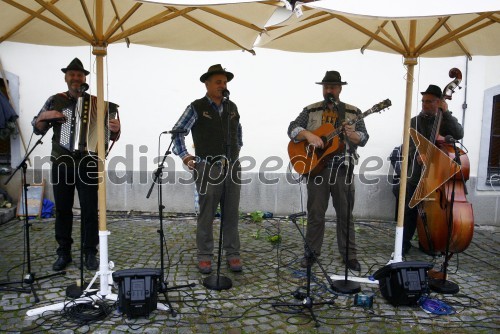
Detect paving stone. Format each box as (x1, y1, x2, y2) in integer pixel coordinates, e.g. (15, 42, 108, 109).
(1, 215, 498, 333)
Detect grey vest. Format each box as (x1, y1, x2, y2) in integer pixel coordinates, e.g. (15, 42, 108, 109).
(305, 100, 360, 164)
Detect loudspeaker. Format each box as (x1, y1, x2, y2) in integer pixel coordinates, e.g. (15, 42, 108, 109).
(373, 261, 433, 306)
(112, 268, 162, 318)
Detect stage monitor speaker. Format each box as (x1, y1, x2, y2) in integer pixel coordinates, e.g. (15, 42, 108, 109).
(373, 261, 433, 306)
(112, 268, 162, 319)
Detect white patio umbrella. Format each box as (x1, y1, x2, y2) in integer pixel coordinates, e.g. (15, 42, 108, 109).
(0, 0, 290, 303)
(257, 0, 500, 263)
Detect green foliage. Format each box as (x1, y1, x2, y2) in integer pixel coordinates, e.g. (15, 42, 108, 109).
(249, 210, 264, 223)
(267, 234, 282, 245)
(248, 211, 281, 244)
(251, 229, 261, 240)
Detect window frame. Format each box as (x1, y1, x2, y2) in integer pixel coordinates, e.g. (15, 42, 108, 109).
(478, 85, 500, 190)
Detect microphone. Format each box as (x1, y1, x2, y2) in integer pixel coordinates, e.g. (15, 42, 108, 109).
(162, 129, 187, 134)
(78, 83, 89, 93)
(444, 135, 458, 143)
(326, 93, 336, 104)
(222, 89, 230, 99)
(289, 211, 306, 220)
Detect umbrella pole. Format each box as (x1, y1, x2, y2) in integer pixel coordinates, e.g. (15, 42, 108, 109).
(93, 45, 114, 297)
(93, 1, 114, 298)
(25, 45, 116, 317)
(391, 58, 417, 264)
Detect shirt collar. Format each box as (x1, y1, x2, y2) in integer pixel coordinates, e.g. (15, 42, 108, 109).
(419, 111, 436, 119)
(206, 95, 223, 113)
(65, 91, 87, 101)
(322, 99, 339, 111)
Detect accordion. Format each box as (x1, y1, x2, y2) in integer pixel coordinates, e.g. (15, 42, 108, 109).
(58, 94, 118, 154)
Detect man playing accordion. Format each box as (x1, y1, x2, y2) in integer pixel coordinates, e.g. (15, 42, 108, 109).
(32, 58, 120, 271)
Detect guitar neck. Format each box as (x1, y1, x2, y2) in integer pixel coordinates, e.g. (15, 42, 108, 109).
(325, 107, 374, 142)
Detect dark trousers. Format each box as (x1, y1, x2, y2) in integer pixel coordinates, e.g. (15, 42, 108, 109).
(51, 156, 98, 256)
(402, 182, 419, 249)
(194, 161, 241, 261)
(305, 165, 357, 261)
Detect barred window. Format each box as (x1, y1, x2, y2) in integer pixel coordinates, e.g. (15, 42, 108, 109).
(486, 94, 500, 185)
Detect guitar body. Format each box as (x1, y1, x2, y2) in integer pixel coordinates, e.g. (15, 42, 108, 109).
(287, 99, 392, 176)
(287, 123, 343, 176)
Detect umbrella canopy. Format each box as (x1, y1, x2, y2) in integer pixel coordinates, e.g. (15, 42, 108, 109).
(258, 0, 500, 57)
(0, 0, 289, 216)
(1, 0, 289, 53)
(0, 0, 290, 297)
(257, 0, 500, 262)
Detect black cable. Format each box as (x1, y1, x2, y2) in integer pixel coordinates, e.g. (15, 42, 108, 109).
(61, 297, 112, 325)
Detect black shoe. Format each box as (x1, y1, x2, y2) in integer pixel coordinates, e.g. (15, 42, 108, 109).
(53, 255, 72, 271)
(345, 259, 361, 271)
(403, 243, 412, 256)
(85, 253, 99, 271)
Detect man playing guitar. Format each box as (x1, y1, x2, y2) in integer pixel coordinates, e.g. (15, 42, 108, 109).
(287, 70, 369, 272)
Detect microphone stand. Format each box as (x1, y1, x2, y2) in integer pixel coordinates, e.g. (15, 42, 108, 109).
(272, 213, 336, 328)
(203, 92, 233, 291)
(146, 133, 196, 316)
(331, 144, 360, 294)
(428, 140, 461, 294)
(0, 132, 66, 302)
(65, 204, 89, 298)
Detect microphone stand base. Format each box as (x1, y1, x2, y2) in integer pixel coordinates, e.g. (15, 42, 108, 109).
(66, 283, 90, 299)
(203, 275, 232, 291)
(429, 278, 459, 294)
(331, 279, 361, 294)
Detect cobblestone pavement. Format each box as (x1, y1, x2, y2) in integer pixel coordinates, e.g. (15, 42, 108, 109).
(0, 212, 499, 333)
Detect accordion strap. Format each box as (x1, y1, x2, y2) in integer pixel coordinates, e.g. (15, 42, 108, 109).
(106, 107, 120, 158)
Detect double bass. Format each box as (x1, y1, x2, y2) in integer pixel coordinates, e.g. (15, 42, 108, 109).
(409, 68, 474, 275)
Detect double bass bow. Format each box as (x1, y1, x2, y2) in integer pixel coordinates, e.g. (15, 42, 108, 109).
(409, 68, 474, 282)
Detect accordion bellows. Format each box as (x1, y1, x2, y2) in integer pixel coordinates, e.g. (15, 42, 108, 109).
(59, 94, 117, 154)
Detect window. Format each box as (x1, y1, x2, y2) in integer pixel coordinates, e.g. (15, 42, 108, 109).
(0, 80, 12, 172)
(0, 71, 20, 172)
(478, 85, 500, 190)
(486, 94, 500, 185)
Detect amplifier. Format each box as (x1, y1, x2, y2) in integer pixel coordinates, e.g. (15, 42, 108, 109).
(373, 261, 433, 306)
(112, 268, 162, 318)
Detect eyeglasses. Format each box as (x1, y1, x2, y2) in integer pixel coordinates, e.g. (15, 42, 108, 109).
(421, 99, 438, 104)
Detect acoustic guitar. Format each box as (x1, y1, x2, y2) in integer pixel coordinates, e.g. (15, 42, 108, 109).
(288, 99, 391, 176)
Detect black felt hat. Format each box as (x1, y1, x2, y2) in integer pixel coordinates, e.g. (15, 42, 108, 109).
(61, 58, 90, 76)
(200, 64, 234, 83)
(316, 71, 347, 85)
(420, 84, 442, 99)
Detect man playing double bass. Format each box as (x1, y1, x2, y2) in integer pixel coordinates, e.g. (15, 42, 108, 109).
(402, 84, 464, 255)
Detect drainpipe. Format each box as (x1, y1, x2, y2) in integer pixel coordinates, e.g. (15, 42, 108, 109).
(461, 56, 469, 143)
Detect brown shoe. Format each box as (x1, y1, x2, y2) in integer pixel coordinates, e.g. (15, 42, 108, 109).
(300, 256, 316, 268)
(345, 259, 361, 271)
(198, 260, 212, 274)
(227, 258, 242, 272)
